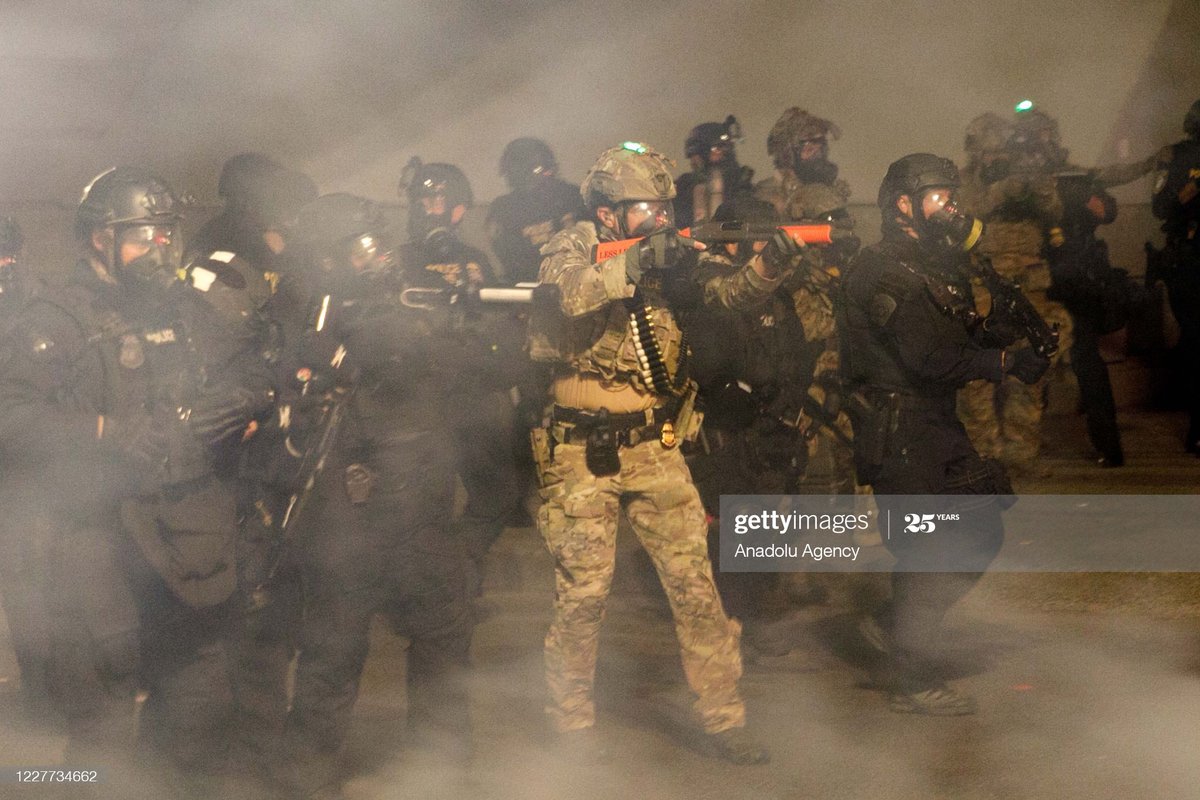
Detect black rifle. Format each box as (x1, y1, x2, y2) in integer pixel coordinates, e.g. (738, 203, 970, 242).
(974, 257, 1060, 358)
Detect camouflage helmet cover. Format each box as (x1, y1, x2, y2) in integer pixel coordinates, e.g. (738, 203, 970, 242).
(580, 142, 676, 207)
(767, 108, 841, 167)
(964, 112, 1011, 157)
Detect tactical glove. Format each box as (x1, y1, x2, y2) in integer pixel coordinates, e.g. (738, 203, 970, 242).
(188, 385, 276, 446)
(624, 229, 689, 284)
(761, 228, 805, 273)
(100, 412, 170, 472)
(1004, 347, 1051, 385)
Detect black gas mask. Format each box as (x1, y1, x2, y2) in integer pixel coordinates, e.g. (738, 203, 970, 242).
(111, 222, 184, 291)
(915, 195, 984, 253)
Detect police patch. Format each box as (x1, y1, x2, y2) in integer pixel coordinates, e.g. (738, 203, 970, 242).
(868, 293, 898, 327)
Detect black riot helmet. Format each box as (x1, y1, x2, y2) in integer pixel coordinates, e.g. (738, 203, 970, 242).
(877, 153, 982, 251)
(499, 138, 558, 191)
(293, 193, 394, 289)
(684, 115, 742, 163)
(1185, 98, 1200, 139)
(399, 157, 474, 240)
(76, 166, 185, 287)
(217, 153, 284, 202)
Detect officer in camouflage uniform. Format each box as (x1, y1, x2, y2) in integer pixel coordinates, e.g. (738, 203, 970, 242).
(674, 115, 755, 227)
(957, 108, 1073, 475)
(529, 142, 801, 764)
(755, 107, 860, 495)
(1150, 99, 1200, 454)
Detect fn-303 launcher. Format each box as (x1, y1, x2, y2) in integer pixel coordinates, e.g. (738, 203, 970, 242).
(592, 220, 834, 262)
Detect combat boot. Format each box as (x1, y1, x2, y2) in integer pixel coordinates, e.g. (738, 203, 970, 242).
(705, 726, 771, 765)
(888, 685, 977, 716)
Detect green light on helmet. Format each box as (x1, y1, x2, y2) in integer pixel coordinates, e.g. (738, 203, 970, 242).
(1015, 99, 1035, 113)
(621, 141, 648, 154)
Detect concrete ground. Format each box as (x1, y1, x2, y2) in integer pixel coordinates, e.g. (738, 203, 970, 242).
(2, 409, 1199, 799)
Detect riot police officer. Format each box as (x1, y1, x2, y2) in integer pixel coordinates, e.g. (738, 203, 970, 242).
(277, 193, 475, 799)
(674, 116, 755, 227)
(400, 158, 524, 595)
(0, 215, 52, 724)
(840, 154, 1048, 715)
(1150, 99, 1200, 454)
(486, 138, 587, 284)
(529, 141, 799, 764)
(0, 167, 275, 796)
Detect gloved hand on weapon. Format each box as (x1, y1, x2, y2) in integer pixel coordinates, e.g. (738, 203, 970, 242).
(624, 229, 702, 284)
(187, 384, 276, 446)
(760, 228, 805, 275)
(1003, 347, 1051, 385)
(99, 411, 170, 472)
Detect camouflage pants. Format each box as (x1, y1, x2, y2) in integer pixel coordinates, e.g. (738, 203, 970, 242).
(960, 281, 1073, 464)
(537, 438, 745, 734)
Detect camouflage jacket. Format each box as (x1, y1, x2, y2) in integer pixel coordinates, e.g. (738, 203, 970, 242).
(529, 221, 782, 393)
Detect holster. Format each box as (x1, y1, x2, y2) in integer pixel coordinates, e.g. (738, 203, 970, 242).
(583, 409, 622, 477)
(845, 390, 899, 482)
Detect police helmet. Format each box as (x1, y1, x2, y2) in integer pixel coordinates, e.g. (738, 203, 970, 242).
(499, 138, 558, 189)
(399, 159, 474, 209)
(767, 108, 840, 170)
(877, 153, 961, 212)
(580, 142, 676, 210)
(684, 115, 742, 160)
(76, 167, 183, 242)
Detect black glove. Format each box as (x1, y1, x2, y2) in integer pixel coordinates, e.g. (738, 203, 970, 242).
(761, 228, 805, 272)
(188, 384, 276, 446)
(624, 229, 688, 284)
(101, 412, 170, 472)
(980, 314, 1023, 347)
(1004, 347, 1050, 384)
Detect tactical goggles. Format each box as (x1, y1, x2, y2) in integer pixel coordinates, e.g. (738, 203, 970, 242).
(623, 201, 674, 237)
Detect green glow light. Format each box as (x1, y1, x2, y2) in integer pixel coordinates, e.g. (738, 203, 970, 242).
(621, 141, 647, 154)
(1015, 99, 1035, 113)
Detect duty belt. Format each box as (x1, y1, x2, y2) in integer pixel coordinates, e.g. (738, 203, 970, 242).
(551, 403, 679, 448)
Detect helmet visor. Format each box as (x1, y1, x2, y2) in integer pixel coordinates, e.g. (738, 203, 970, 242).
(623, 200, 674, 238)
(116, 223, 182, 274)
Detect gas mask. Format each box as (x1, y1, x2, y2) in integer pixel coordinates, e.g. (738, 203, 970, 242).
(916, 195, 983, 253)
(619, 200, 674, 238)
(112, 223, 183, 290)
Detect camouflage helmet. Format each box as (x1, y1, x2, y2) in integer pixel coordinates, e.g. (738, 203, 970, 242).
(1009, 107, 1068, 166)
(580, 142, 676, 209)
(767, 108, 841, 169)
(1184, 98, 1200, 138)
(964, 112, 1011, 158)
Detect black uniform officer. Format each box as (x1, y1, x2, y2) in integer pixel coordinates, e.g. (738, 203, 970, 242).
(185, 153, 318, 798)
(0, 215, 55, 724)
(400, 159, 524, 594)
(674, 116, 755, 227)
(0, 168, 275, 796)
(1150, 99, 1200, 454)
(485, 138, 587, 285)
(840, 154, 1049, 715)
(1046, 173, 1127, 466)
(277, 194, 475, 800)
